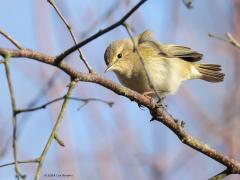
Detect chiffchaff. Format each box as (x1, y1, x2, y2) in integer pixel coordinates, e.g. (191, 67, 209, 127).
(104, 30, 225, 97)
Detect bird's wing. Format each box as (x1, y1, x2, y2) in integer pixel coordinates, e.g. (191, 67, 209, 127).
(162, 44, 203, 62)
(139, 40, 203, 62)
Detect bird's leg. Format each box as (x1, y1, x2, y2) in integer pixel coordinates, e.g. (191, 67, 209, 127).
(138, 91, 154, 109)
(143, 91, 154, 102)
(156, 96, 167, 109)
(141, 91, 167, 109)
(142, 91, 155, 98)
(142, 91, 162, 109)
(157, 96, 165, 104)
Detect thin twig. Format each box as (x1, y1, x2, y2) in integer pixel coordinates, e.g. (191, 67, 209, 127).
(47, 0, 94, 73)
(0, 159, 39, 168)
(3, 54, 24, 179)
(2, 1, 238, 178)
(15, 96, 114, 114)
(123, 23, 162, 101)
(54, 134, 65, 147)
(34, 80, 77, 180)
(226, 33, 240, 48)
(208, 33, 231, 43)
(0, 29, 22, 49)
(1, 48, 240, 178)
(56, 0, 147, 62)
(208, 33, 240, 49)
(208, 169, 231, 180)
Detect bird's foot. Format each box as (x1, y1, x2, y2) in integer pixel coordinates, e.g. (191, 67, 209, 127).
(156, 96, 167, 109)
(142, 92, 159, 109)
(138, 93, 151, 110)
(142, 92, 167, 109)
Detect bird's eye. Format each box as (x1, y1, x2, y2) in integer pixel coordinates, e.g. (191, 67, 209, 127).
(117, 53, 122, 59)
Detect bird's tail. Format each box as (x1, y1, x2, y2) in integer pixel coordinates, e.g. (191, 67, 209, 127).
(194, 64, 225, 82)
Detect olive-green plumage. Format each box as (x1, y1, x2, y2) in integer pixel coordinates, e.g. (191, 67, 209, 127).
(104, 30, 225, 97)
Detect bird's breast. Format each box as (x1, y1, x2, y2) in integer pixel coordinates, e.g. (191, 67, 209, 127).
(116, 70, 150, 94)
(114, 58, 191, 96)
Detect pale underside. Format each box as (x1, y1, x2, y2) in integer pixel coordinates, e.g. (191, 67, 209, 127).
(115, 57, 198, 97)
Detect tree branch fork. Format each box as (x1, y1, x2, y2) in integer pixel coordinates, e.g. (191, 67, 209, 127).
(1, 47, 240, 177)
(1, 0, 240, 179)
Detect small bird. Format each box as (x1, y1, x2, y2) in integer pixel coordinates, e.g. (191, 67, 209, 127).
(104, 30, 225, 97)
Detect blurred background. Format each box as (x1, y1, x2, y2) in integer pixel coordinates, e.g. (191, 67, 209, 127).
(0, 0, 239, 179)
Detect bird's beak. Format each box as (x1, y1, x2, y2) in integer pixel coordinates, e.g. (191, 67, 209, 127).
(104, 64, 113, 73)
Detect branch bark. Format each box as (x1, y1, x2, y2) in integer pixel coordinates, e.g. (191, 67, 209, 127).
(55, 0, 147, 62)
(15, 96, 113, 114)
(0, 29, 22, 49)
(34, 80, 77, 180)
(1, 1, 240, 179)
(3, 55, 24, 179)
(1, 47, 240, 177)
(47, 0, 94, 73)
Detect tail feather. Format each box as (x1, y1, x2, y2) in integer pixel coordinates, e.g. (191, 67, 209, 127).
(195, 64, 225, 82)
(198, 64, 222, 71)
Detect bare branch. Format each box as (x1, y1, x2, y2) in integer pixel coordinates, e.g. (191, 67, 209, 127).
(47, 0, 94, 73)
(0, 29, 23, 49)
(56, 0, 147, 63)
(54, 134, 65, 147)
(15, 96, 114, 114)
(208, 33, 240, 49)
(1, 47, 240, 178)
(34, 79, 78, 180)
(208, 169, 231, 180)
(2, 1, 237, 179)
(226, 33, 240, 48)
(0, 159, 39, 168)
(3, 55, 25, 179)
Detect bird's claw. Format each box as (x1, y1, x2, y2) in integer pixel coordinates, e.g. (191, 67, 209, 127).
(156, 97, 167, 109)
